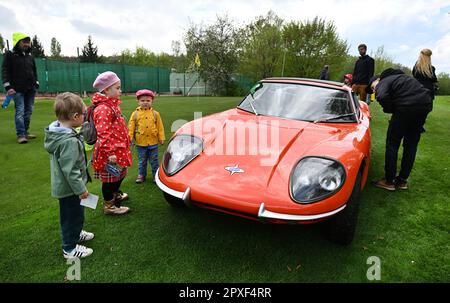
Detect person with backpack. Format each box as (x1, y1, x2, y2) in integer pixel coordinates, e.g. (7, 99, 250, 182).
(44, 92, 94, 259)
(90, 71, 132, 215)
(128, 89, 165, 184)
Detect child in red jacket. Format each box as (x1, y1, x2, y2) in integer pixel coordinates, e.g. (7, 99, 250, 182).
(92, 71, 132, 215)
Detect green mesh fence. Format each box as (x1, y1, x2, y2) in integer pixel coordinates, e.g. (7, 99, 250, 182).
(0, 53, 170, 93)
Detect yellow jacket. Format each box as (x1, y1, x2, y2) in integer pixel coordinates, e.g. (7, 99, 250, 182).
(128, 107, 165, 146)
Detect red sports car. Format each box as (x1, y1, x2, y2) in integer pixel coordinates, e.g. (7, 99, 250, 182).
(156, 78, 371, 244)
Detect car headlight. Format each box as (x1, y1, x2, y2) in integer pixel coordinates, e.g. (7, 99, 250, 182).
(162, 135, 203, 176)
(290, 157, 346, 203)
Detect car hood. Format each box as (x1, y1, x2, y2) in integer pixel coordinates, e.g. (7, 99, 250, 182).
(175, 108, 357, 203)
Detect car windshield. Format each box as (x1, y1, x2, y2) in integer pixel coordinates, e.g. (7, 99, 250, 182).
(237, 82, 356, 122)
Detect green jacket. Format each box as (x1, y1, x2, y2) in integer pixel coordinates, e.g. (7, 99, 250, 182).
(44, 121, 88, 198)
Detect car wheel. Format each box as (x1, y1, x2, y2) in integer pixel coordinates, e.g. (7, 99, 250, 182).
(326, 171, 361, 245)
(163, 192, 186, 208)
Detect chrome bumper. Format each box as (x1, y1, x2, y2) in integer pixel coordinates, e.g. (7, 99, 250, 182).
(258, 203, 346, 221)
(156, 168, 346, 220)
(155, 168, 193, 207)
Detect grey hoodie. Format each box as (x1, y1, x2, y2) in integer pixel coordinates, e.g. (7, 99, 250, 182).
(44, 121, 88, 198)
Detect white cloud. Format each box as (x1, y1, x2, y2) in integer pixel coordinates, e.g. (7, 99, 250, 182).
(433, 33, 450, 74)
(0, 0, 449, 72)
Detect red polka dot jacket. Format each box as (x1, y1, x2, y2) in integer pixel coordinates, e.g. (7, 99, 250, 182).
(91, 93, 132, 171)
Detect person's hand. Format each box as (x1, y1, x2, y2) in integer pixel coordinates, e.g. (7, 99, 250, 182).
(108, 155, 117, 163)
(7, 88, 16, 96)
(79, 191, 89, 200)
(160, 140, 165, 145)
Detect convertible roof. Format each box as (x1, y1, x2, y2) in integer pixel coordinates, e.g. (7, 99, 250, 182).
(263, 77, 348, 89)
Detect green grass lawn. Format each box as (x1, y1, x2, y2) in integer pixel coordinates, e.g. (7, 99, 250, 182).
(0, 95, 448, 282)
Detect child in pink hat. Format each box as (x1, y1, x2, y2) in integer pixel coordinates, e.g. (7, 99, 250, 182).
(128, 89, 165, 184)
(91, 71, 132, 215)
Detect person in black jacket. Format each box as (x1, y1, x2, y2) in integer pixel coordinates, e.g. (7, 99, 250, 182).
(366, 68, 432, 191)
(352, 44, 375, 103)
(319, 65, 330, 80)
(2, 32, 39, 144)
(412, 48, 438, 110)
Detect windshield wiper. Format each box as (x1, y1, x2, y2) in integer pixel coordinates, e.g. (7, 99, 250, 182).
(313, 113, 356, 123)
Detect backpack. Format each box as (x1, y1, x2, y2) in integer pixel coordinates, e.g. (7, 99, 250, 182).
(80, 103, 120, 145)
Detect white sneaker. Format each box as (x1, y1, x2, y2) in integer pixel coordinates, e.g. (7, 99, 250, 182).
(79, 230, 94, 242)
(63, 244, 93, 259)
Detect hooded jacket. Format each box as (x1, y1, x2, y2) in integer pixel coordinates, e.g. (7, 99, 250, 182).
(2, 33, 38, 93)
(128, 106, 165, 147)
(375, 68, 432, 114)
(91, 93, 132, 171)
(44, 121, 88, 198)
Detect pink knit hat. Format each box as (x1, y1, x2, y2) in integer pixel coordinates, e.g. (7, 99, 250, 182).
(136, 89, 155, 99)
(93, 71, 120, 92)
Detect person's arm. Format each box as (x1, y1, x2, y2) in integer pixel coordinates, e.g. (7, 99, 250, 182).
(57, 139, 87, 196)
(368, 57, 375, 78)
(156, 112, 165, 144)
(375, 78, 394, 113)
(2, 52, 14, 93)
(431, 66, 438, 83)
(128, 110, 136, 141)
(32, 57, 39, 89)
(93, 105, 116, 158)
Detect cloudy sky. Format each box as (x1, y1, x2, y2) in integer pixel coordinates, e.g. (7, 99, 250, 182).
(1, 0, 450, 74)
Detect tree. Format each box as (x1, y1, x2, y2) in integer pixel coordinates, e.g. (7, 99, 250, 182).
(239, 11, 284, 81)
(50, 37, 61, 58)
(30, 35, 45, 57)
(0, 33, 5, 53)
(282, 17, 349, 80)
(184, 15, 241, 96)
(371, 46, 410, 75)
(120, 46, 175, 69)
(80, 35, 99, 63)
(437, 72, 450, 96)
(171, 40, 188, 72)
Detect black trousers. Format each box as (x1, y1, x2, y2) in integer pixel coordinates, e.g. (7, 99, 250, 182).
(385, 111, 428, 183)
(102, 178, 124, 201)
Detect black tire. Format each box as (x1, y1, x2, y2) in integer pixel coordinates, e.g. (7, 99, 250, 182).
(163, 192, 186, 208)
(326, 171, 362, 245)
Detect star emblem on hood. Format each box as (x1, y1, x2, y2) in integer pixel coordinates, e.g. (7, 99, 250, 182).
(225, 164, 245, 175)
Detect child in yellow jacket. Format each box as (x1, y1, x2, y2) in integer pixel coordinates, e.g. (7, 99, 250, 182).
(128, 89, 165, 184)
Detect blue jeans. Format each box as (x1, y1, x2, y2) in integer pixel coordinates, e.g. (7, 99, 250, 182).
(136, 146, 159, 178)
(13, 89, 36, 137)
(59, 195, 84, 252)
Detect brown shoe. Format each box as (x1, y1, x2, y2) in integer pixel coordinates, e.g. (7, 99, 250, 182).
(103, 199, 130, 215)
(17, 136, 28, 144)
(113, 191, 129, 207)
(372, 179, 395, 191)
(395, 177, 408, 190)
(26, 134, 37, 139)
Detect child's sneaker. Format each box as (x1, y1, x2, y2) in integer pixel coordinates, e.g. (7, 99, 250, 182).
(135, 175, 145, 184)
(79, 230, 94, 242)
(103, 199, 130, 215)
(63, 244, 93, 259)
(114, 191, 129, 202)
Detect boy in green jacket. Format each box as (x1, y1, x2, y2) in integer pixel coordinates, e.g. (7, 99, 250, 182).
(44, 92, 94, 259)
